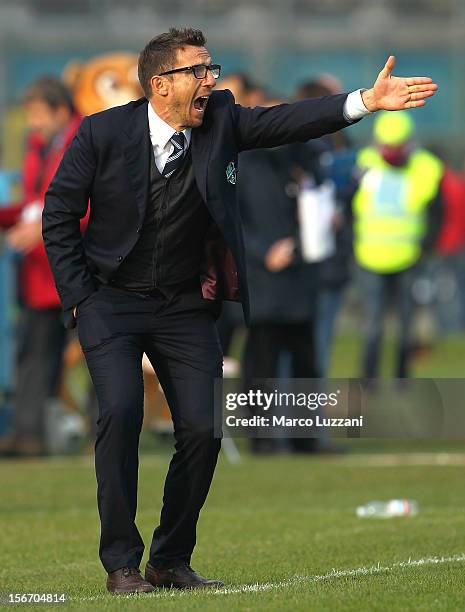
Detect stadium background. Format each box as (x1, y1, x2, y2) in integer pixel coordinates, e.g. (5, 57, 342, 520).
(0, 0, 463, 161)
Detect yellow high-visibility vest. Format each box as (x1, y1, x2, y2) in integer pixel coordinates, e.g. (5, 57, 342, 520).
(353, 147, 443, 273)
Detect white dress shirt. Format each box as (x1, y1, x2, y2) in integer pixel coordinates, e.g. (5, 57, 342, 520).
(148, 102, 192, 174)
(147, 89, 370, 170)
(343, 89, 372, 122)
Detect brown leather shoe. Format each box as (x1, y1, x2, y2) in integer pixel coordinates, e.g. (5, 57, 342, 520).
(107, 567, 155, 594)
(145, 562, 224, 589)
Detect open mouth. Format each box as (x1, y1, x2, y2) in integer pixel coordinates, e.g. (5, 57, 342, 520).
(193, 96, 209, 113)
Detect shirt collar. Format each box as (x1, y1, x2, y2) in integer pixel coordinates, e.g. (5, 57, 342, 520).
(147, 101, 191, 150)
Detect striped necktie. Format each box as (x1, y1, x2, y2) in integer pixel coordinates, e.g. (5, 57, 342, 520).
(163, 132, 186, 178)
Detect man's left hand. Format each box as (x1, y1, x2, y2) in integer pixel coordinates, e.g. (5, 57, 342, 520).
(6, 219, 43, 253)
(362, 55, 438, 112)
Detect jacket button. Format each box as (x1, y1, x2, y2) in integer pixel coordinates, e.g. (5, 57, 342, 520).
(117, 256, 123, 262)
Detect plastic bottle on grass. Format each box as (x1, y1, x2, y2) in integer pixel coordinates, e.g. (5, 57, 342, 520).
(356, 499, 418, 518)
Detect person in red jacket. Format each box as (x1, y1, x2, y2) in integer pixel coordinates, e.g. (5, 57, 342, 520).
(0, 76, 82, 457)
(436, 166, 465, 257)
(435, 163, 465, 330)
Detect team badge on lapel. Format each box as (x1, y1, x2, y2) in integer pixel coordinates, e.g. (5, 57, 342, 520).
(225, 161, 237, 185)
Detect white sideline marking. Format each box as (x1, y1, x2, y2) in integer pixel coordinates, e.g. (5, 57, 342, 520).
(341, 453, 465, 467)
(11, 452, 465, 469)
(70, 553, 465, 601)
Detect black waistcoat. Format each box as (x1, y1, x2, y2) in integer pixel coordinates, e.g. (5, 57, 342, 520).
(112, 144, 212, 292)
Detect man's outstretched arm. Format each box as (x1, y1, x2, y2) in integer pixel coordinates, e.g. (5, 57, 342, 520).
(233, 55, 438, 151)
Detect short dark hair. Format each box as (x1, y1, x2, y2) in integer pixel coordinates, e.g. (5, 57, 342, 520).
(223, 72, 257, 94)
(138, 27, 206, 98)
(295, 80, 332, 101)
(23, 76, 75, 113)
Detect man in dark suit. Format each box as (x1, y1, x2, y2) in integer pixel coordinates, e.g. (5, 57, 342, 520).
(42, 27, 437, 593)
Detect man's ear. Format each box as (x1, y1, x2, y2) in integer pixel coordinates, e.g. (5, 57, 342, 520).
(150, 75, 169, 97)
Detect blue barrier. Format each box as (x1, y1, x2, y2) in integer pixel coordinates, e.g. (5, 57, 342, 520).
(0, 170, 19, 436)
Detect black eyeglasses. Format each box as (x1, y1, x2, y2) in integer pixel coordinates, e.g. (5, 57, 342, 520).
(158, 63, 221, 80)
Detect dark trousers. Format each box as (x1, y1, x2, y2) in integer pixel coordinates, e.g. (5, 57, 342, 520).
(216, 301, 244, 354)
(13, 307, 67, 444)
(243, 321, 318, 380)
(76, 284, 223, 573)
(315, 287, 345, 377)
(242, 321, 319, 453)
(357, 266, 416, 378)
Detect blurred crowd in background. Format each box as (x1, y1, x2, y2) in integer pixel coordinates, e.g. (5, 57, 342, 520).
(1, 1, 465, 458)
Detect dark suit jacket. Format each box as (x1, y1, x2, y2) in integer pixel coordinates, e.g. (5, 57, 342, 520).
(238, 147, 319, 323)
(42, 89, 354, 328)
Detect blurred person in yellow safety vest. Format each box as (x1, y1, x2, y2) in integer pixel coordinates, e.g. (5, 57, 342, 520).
(353, 111, 444, 378)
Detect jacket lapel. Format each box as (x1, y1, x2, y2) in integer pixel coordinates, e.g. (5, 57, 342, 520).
(122, 98, 150, 221)
(191, 114, 213, 204)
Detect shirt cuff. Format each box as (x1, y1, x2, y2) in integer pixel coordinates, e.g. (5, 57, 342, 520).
(343, 89, 372, 122)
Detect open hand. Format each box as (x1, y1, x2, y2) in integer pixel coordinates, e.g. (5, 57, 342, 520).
(362, 55, 438, 112)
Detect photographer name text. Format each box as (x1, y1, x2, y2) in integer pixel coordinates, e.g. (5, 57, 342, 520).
(225, 415, 363, 428)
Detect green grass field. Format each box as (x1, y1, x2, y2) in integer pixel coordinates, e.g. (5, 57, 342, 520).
(2, 444, 465, 611)
(2, 332, 465, 610)
(330, 329, 465, 378)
